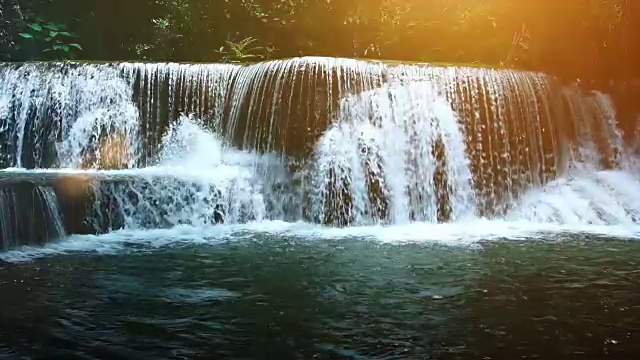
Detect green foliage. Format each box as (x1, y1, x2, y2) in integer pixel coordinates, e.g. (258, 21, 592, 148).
(216, 37, 275, 63)
(16, 16, 82, 59)
(1, 0, 636, 79)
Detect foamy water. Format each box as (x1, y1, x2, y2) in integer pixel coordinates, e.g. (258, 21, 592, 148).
(2, 217, 640, 263)
(2, 111, 640, 263)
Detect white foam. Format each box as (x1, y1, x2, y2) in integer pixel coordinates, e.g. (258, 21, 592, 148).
(309, 81, 477, 225)
(0, 64, 141, 168)
(3, 109, 640, 263)
(2, 218, 639, 263)
(507, 167, 640, 225)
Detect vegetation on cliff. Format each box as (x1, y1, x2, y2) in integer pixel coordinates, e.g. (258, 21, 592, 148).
(0, 0, 637, 81)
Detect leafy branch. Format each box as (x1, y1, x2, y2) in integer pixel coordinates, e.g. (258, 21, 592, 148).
(17, 17, 82, 59)
(215, 36, 275, 64)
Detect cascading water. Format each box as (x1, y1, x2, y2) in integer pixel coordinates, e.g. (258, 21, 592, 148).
(92, 115, 291, 230)
(506, 169, 640, 225)
(120, 62, 239, 161)
(309, 81, 477, 225)
(0, 184, 65, 250)
(0, 63, 141, 169)
(306, 66, 640, 227)
(0, 61, 240, 169)
(223, 57, 387, 156)
(0, 56, 638, 252)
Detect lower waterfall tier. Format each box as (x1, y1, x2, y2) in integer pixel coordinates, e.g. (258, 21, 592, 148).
(0, 169, 237, 250)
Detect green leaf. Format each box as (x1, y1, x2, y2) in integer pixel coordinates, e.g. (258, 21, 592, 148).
(28, 23, 43, 32)
(49, 31, 58, 37)
(58, 31, 72, 37)
(45, 37, 53, 42)
(69, 43, 83, 51)
(18, 33, 34, 39)
(45, 23, 64, 31)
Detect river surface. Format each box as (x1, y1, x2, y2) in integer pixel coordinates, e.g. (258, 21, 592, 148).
(1, 226, 639, 359)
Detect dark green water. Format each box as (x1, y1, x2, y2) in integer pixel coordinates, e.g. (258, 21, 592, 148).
(0, 234, 639, 359)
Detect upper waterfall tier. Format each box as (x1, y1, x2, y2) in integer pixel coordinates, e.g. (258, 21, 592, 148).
(0, 57, 604, 168)
(4, 57, 629, 168)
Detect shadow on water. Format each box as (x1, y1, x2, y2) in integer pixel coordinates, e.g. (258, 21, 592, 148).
(0, 234, 639, 359)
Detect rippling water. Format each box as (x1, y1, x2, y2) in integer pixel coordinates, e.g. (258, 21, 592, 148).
(1, 231, 639, 359)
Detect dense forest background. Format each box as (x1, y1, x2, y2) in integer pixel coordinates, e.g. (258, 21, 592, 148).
(0, 0, 638, 82)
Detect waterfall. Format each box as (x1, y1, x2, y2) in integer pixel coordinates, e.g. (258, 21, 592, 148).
(89, 115, 289, 230)
(301, 63, 638, 226)
(0, 61, 238, 169)
(119, 62, 239, 162)
(223, 57, 387, 156)
(0, 56, 638, 250)
(309, 81, 477, 225)
(0, 63, 141, 169)
(0, 183, 65, 250)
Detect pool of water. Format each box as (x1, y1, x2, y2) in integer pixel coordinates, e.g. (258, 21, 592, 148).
(1, 227, 639, 359)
